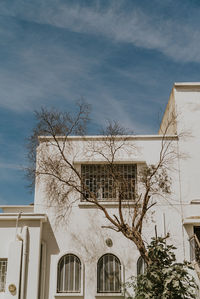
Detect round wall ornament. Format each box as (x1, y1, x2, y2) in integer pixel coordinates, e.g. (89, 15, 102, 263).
(105, 238, 113, 247)
(8, 284, 16, 294)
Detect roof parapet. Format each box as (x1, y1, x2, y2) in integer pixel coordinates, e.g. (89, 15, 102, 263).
(174, 82, 200, 88)
(38, 134, 178, 142)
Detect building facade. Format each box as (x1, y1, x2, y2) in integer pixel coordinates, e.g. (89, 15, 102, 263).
(1, 82, 200, 299)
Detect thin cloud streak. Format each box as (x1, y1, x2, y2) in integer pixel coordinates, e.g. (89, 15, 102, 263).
(91, 93, 153, 134)
(1, 0, 200, 206)
(0, 162, 22, 170)
(1, 0, 200, 63)
(0, 42, 101, 111)
(0, 27, 153, 132)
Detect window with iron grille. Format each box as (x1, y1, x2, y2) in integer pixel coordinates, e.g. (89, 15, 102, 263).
(57, 254, 81, 293)
(0, 259, 7, 292)
(81, 164, 136, 201)
(97, 254, 121, 293)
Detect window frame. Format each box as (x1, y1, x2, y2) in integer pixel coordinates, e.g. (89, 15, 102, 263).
(56, 252, 84, 296)
(0, 258, 8, 293)
(81, 163, 137, 202)
(97, 253, 122, 294)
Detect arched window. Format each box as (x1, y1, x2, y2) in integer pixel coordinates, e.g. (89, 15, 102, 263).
(97, 254, 121, 293)
(57, 254, 81, 293)
(137, 256, 146, 276)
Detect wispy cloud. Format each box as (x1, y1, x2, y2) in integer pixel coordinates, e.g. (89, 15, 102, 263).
(0, 162, 22, 170)
(1, 0, 199, 206)
(0, 0, 198, 133)
(0, 44, 99, 112)
(0, 13, 151, 132)
(1, 0, 200, 63)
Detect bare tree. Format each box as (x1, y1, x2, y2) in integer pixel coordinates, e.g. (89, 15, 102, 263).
(26, 102, 178, 265)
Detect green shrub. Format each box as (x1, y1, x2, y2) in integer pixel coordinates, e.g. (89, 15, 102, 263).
(125, 237, 198, 299)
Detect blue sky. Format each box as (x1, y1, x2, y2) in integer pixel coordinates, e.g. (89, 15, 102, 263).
(1, 0, 200, 205)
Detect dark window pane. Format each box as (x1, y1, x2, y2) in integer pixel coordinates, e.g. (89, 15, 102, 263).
(137, 256, 146, 276)
(97, 254, 121, 293)
(57, 254, 81, 293)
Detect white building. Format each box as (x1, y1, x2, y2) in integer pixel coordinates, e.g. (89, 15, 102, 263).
(1, 82, 200, 299)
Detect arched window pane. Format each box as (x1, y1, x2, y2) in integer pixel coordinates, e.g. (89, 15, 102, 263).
(57, 254, 81, 293)
(97, 254, 121, 293)
(137, 256, 146, 275)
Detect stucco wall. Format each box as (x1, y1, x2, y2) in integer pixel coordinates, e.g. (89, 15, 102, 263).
(2, 83, 200, 299)
(0, 218, 42, 299)
(33, 135, 188, 299)
(35, 84, 200, 298)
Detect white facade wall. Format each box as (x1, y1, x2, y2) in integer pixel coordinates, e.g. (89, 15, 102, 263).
(34, 136, 185, 299)
(1, 82, 200, 298)
(0, 216, 46, 299)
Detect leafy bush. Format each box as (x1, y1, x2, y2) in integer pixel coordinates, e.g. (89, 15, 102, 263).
(125, 237, 198, 299)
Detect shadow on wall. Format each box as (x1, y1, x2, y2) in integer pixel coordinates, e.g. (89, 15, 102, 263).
(42, 219, 59, 299)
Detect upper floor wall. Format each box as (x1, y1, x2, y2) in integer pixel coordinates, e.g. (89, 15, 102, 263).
(33, 82, 200, 214)
(34, 135, 178, 213)
(159, 82, 200, 138)
(31, 82, 200, 298)
(160, 83, 200, 203)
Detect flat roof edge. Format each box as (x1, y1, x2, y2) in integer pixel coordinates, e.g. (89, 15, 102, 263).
(0, 213, 47, 221)
(0, 205, 33, 208)
(38, 135, 178, 142)
(174, 82, 200, 88)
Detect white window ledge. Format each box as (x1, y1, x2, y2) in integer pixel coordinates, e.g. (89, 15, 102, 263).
(95, 293, 124, 297)
(183, 216, 200, 225)
(190, 199, 200, 204)
(78, 201, 135, 209)
(55, 294, 84, 298)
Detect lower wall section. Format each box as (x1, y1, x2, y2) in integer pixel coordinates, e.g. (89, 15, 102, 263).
(5, 240, 22, 299)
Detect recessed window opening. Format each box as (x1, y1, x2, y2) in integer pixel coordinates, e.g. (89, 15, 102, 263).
(97, 254, 121, 293)
(57, 254, 81, 293)
(190, 226, 200, 264)
(81, 164, 136, 201)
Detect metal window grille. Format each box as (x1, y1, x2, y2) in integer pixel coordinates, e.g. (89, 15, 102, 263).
(190, 236, 196, 262)
(81, 164, 136, 201)
(0, 259, 7, 292)
(97, 254, 121, 293)
(189, 234, 200, 266)
(137, 256, 146, 275)
(57, 254, 81, 293)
